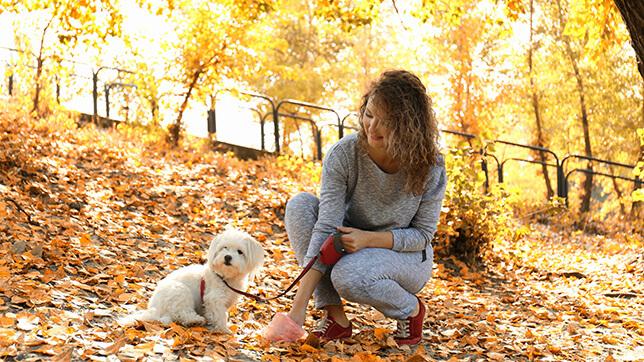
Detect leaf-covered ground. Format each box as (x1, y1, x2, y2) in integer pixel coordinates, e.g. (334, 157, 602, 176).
(1, 100, 643, 362)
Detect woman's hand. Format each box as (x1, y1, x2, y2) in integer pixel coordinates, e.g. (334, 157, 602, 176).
(337, 226, 393, 253)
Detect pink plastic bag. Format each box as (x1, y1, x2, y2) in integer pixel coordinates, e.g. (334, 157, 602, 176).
(261, 313, 307, 342)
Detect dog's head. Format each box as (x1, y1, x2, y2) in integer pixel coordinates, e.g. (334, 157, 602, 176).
(207, 229, 264, 281)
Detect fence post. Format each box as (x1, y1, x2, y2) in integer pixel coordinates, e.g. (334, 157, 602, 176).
(316, 126, 322, 161)
(92, 70, 99, 122)
(481, 156, 489, 191)
(207, 108, 216, 135)
(105, 84, 110, 118)
(8, 74, 13, 95)
(556, 164, 566, 199)
(272, 107, 280, 154)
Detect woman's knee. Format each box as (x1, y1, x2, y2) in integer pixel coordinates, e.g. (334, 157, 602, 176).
(330, 259, 370, 302)
(285, 192, 319, 214)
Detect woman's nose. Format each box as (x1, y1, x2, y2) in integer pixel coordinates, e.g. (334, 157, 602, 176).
(369, 117, 380, 130)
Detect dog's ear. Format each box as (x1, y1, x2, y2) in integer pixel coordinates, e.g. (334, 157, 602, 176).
(244, 234, 265, 274)
(207, 233, 224, 265)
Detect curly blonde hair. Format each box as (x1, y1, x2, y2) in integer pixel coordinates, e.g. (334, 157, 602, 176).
(358, 69, 442, 196)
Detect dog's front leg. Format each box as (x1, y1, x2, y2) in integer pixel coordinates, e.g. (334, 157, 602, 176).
(203, 299, 230, 333)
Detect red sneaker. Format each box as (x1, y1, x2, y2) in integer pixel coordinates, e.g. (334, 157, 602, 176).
(394, 295, 426, 346)
(311, 315, 352, 341)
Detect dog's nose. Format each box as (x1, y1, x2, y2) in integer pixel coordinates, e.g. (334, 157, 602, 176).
(224, 255, 232, 265)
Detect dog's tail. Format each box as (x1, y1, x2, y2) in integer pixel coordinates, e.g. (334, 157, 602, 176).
(117, 309, 160, 327)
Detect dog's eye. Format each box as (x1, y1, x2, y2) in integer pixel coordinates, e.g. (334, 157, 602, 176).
(237, 250, 243, 255)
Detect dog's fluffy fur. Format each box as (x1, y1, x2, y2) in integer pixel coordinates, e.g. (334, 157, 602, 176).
(118, 229, 264, 331)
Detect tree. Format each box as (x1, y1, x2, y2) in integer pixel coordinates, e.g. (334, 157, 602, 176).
(613, 0, 644, 80)
(0, 0, 124, 115)
(163, 0, 272, 146)
(528, 0, 555, 198)
(612, 1, 644, 217)
(554, 0, 594, 213)
(413, 0, 515, 136)
(243, 0, 386, 155)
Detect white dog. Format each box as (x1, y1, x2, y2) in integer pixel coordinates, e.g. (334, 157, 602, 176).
(118, 229, 264, 331)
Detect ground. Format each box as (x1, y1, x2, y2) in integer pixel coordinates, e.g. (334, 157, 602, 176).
(0, 101, 642, 361)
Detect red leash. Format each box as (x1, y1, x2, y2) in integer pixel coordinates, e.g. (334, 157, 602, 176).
(201, 233, 345, 303)
(201, 255, 318, 303)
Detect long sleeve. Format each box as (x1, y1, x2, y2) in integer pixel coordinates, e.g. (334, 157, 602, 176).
(390, 158, 447, 252)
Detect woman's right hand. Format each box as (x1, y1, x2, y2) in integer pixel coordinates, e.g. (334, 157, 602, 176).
(337, 226, 394, 252)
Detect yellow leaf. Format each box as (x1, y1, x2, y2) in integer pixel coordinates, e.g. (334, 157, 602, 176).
(601, 335, 620, 344)
(134, 342, 155, 351)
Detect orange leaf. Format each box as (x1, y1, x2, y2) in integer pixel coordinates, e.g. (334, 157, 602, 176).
(79, 234, 91, 247)
(102, 338, 126, 355)
(260, 355, 280, 362)
(374, 328, 389, 340)
(486, 352, 505, 360)
(547, 345, 562, 354)
(601, 335, 619, 344)
(0, 317, 14, 327)
(51, 346, 73, 362)
(300, 344, 318, 353)
(406, 355, 427, 362)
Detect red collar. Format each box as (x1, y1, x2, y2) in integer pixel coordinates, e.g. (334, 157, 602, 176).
(200, 278, 205, 301)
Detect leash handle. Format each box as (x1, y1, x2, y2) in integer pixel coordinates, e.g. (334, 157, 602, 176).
(221, 254, 319, 302)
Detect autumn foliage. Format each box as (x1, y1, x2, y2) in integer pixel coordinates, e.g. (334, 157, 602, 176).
(1, 100, 643, 361)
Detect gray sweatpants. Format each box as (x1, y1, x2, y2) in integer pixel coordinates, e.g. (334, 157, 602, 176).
(284, 192, 434, 320)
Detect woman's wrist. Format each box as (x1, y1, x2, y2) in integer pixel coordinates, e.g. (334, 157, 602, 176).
(368, 231, 394, 249)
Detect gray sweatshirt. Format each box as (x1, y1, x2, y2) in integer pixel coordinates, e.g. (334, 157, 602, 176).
(305, 132, 448, 266)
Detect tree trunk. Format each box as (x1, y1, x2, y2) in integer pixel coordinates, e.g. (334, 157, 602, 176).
(168, 68, 203, 146)
(633, 140, 644, 218)
(613, 1, 644, 218)
(32, 16, 54, 115)
(609, 166, 627, 215)
(32, 57, 44, 115)
(556, 0, 593, 213)
(529, 0, 555, 198)
(568, 43, 594, 213)
(633, 83, 644, 218)
(613, 0, 644, 80)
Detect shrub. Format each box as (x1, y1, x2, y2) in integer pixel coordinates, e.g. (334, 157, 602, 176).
(434, 141, 519, 268)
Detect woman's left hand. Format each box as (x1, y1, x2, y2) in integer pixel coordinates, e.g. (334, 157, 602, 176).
(337, 226, 394, 253)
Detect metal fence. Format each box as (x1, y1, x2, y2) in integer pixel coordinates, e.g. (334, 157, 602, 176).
(239, 93, 642, 213)
(2, 46, 642, 214)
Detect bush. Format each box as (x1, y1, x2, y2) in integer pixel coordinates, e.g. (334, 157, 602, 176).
(434, 142, 519, 268)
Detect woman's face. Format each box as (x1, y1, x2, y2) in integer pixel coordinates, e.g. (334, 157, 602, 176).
(362, 97, 391, 151)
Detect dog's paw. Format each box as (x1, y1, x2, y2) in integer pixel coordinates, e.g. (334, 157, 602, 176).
(206, 323, 230, 333)
(184, 316, 206, 327)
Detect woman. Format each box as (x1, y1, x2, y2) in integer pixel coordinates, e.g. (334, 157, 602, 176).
(283, 69, 447, 346)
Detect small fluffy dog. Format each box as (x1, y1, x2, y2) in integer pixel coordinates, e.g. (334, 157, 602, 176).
(118, 229, 264, 331)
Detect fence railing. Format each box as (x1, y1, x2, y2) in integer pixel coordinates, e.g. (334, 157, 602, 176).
(2, 47, 641, 212)
(238, 93, 641, 212)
